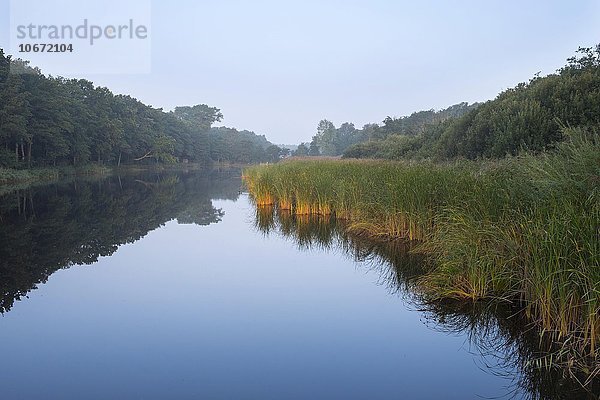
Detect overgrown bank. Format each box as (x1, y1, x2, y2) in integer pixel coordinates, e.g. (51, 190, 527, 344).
(0, 167, 59, 185)
(0, 164, 113, 186)
(243, 128, 599, 383)
(0, 162, 226, 188)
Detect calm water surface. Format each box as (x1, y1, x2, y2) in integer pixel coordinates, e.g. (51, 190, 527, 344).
(0, 169, 587, 399)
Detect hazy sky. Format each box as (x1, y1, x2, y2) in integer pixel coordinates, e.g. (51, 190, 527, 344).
(1, 0, 599, 144)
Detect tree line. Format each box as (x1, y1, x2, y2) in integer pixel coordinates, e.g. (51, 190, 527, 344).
(297, 45, 600, 160)
(294, 102, 477, 157)
(0, 48, 285, 168)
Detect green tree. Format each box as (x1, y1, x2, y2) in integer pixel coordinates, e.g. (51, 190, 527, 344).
(294, 143, 309, 156)
(313, 119, 337, 155)
(266, 144, 284, 162)
(308, 140, 320, 156)
(172, 105, 223, 130)
(0, 73, 31, 165)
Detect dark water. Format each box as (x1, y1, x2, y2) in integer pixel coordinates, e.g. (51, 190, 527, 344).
(0, 169, 592, 399)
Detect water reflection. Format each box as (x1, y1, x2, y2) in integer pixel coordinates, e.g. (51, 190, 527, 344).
(0, 173, 597, 399)
(253, 205, 599, 400)
(0, 168, 241, 314)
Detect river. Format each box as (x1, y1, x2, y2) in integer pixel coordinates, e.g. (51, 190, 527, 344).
(0, 169, 590, 399)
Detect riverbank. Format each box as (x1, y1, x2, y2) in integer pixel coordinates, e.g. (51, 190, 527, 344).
(0, 162, 229, 189)
(0, 165, 113, 186)
(0, 168, 60, 186)
(243, 128, 599, 384)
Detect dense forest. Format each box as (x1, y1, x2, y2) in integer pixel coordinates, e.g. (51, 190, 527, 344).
(0, 48, 284, 168)
(297, 46, 600, 160)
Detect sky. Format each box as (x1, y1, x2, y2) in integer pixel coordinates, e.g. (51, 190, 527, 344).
(1, 0, 599, 144)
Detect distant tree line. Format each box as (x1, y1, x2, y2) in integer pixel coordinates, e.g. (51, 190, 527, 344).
(209, 127, 289, 164)
(0, 48, 284, 168)
(296, 45, 600, 160)
(293, 102, 477, 157)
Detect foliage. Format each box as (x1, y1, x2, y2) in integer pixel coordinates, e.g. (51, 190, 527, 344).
(208, 126, 283, 164)
(293, 143, 309, 156)
(307, 103, 477, 157)
(0, 48, 278, 169)
(343, 45, 600, 161)
(0, 167, 58, 185)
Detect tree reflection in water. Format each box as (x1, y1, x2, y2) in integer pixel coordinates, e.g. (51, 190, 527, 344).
(0, 168, 241, 314)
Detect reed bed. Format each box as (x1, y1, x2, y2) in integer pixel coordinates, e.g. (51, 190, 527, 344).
(243, 128, 600, 382)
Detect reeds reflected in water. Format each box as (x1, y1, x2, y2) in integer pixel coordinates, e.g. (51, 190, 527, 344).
(252, 203, 599, 400)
